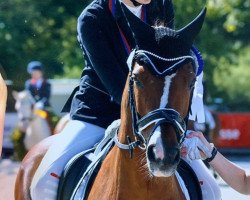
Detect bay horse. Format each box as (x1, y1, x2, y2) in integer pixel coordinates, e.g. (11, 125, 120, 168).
(15, 6, 206, 200)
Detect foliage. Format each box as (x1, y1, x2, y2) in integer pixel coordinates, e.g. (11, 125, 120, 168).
(1, 0, 250, 110)
(0, 0, 89, 86)
(10, 128, 27, 161)
(175, 0, 250, 110)
(214, 47, 250, 111)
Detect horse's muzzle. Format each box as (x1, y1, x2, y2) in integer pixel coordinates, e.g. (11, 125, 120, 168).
(147, 144, 180, 177)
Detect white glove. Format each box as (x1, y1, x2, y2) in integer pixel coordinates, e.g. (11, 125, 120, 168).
(34, 101, 44, 110)
(183, 137, 212, 160)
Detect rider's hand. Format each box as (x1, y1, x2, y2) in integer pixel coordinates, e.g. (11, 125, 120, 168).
(182, 131, 214, 160)
(34, 101, 44, 110)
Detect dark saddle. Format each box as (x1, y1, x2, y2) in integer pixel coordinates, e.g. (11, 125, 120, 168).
(57, 138, 202, 200)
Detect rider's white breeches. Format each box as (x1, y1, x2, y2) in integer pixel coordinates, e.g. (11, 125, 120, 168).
(183, 158, 222, 200)
(30, 120, 105, 200)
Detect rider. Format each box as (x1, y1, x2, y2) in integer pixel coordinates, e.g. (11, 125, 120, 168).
(25, 61, 51, 110)
(30, 0, 220, 199)
(25, 61, 59, 132)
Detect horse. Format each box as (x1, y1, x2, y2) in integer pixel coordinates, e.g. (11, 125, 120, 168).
(12, 90, 52, 151)
(12, 90, 70, 151)
(15, 7, 206, 200)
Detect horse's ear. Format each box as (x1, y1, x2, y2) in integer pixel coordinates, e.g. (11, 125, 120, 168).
(12, 90, 18, 100)
(177, 7, 207, 47)
(121, 2, 155, 48)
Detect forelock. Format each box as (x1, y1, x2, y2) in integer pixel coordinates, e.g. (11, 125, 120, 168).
(154, 26, 177, 43)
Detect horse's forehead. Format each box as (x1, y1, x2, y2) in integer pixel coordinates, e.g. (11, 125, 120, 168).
(133, 63, 145, 74)
(133, 62, 195, 89)
(175, 63, 196, 79)
(133, 63, 157, 80)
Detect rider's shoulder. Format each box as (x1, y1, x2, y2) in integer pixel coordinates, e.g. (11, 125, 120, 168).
(42, 79, 51, 86)
(78, 0, 107, 21)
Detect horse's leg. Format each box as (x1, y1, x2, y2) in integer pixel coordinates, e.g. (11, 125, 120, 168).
(15, 135, 56, 200)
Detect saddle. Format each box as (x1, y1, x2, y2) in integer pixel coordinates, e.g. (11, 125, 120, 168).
(57, 128, 202, 200)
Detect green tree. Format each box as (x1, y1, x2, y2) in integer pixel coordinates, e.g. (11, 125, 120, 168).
(175, 0, 250, 110)
(1, 0, 250, 111)
(214, 47, 250, 111)
(0, 0, 90, 86)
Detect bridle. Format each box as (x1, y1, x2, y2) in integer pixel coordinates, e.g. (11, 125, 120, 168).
(114, 49, 196, 158)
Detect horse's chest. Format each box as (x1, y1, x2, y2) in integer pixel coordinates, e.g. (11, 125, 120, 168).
(99, 181, 185, 200)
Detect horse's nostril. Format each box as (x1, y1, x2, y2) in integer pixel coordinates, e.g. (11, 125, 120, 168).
(173, 150, 180, 164)
(147, 145, 156, 161)
(147, 145, 181, 166)
(167, 148, 180, 165)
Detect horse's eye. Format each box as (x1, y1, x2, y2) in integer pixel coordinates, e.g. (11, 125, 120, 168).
(189, 78, 196, 90)
(132, 75, 144, 89)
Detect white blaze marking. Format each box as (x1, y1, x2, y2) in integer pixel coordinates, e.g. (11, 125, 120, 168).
(148, 74, 176, 162)
(159, 74, 176, 108)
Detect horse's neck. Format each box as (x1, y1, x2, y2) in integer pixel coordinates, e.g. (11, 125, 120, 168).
(30, 115, 49, 129)
(24, 115, 51, 150)
(88, 89, 185, 200)
(89, 124, 185, 200)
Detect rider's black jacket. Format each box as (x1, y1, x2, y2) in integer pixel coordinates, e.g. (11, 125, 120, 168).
(63, 0, 174, 128)
(25, 79, 51, 107)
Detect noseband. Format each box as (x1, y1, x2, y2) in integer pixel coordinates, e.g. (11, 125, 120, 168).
(114, 50, 195, 158)
(137, 108, 187, 144)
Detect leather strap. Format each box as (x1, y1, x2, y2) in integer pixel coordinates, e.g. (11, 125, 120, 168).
(205, 146, 218, 162)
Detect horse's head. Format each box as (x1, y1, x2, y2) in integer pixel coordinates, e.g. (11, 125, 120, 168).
(12, 90, 36, 131)
(121, 5, 206, 177)
(130, 60, 196, 177)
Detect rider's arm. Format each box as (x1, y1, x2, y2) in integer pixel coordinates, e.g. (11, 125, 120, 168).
(187, 131, 250, 195)
(0, 74, 7, 156)
(77, 10, 128, 105)
(24, 79, 30, 90)
(41, 81, 51, 105)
